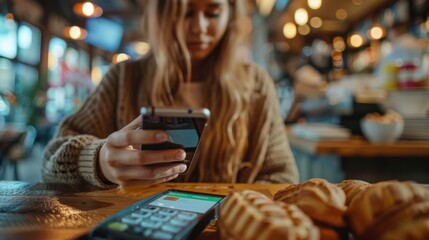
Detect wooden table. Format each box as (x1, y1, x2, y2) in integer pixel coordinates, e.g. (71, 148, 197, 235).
(286, 128, 429, 157)
(0, 181, 288, 240)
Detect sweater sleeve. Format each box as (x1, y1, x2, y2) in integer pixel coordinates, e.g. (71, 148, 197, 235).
(254, 69, 299, 184)
(41, 63, 122, 188)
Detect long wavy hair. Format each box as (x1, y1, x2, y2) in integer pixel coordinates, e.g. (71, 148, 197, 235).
(141, 0, 251, 182)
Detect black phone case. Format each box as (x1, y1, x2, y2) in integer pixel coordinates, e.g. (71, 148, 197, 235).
(141, 142, 184, 151)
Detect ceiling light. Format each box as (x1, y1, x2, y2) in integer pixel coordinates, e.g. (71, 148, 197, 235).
(294, 8, 308, 25)
(283, 22, 297, 39)
(308, 0, 322, 10)
(310, 17, 323, 28)
(63, 26, 87, 40)
(73, 2, 103, 18)
(348, 33, 364, 48)
(369, 26, 384, 40)
(336, 9, 348, 20)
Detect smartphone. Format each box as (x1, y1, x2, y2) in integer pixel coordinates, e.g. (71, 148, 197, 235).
(140, 106, 210, 172)
(84, 189, 226, 240)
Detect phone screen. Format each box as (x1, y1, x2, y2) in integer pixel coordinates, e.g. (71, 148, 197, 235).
(141, 115, 206, 151)
(148, 191, 223, 214)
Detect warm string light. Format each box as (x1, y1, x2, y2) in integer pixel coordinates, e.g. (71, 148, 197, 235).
(112, 53, 130, 63)
(310, 17, 323, 28)
(283, 22, 297, 39)
(308, 0, 322, 10)
(298, 24, 310, 35)
(294, 8, 308, 25)
(336, 9, 348, 20)
(348, 33, 364, 48)
(63, 26, 87, 40)
(369, 26, 384, 40)
(333, 36, 346, 52)
(73, 2, 103, 18)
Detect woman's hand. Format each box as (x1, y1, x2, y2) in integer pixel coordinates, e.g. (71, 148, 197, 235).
(98, 116, 187, 186)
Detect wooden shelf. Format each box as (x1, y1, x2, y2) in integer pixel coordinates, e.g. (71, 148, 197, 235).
(286, 127, 429, 157)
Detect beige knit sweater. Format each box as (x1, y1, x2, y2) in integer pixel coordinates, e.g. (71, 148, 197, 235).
(42, 58, 298, 188)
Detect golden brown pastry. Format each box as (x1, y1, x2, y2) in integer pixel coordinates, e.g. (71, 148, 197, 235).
(274, 178, 347, 228)
(362, 200, 429, 240)
(347, 181, 429, 238)
(219, 190, 319, 240)
(337, 179, 370, 206)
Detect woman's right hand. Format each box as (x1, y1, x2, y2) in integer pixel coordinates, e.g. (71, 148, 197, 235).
(98, 116, 187, 186)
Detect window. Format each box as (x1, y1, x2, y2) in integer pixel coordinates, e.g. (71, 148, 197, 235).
(0, 15, 17, 59)
(17, 23, 41, 65)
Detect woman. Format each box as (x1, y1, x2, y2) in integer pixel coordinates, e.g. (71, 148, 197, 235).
(42, 0, 298, 188)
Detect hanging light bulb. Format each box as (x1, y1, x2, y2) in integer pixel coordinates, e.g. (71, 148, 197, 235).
(63, 26, 87, 40)
(369, 25, 385, 40)
(283, 22, 297, 39)
(73, 1, 103, 18)
(294, 8, 308, 25)
(308, 0, 322, 10)
(348, 33, 364, 48)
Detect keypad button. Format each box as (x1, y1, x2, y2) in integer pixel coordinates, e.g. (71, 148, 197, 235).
(121, 215, 143, 225)
(152, 230, 174, 240)
(132, 211, 151, 218)
(141, 219, 162, 229)
(140, 206, 159, 212)
(161, 224, 182, 234)
(170, 218, 189, 227)
(177, 212, 198, 221)
(159, 209, 178, 216)
(150, 213, 170, 222)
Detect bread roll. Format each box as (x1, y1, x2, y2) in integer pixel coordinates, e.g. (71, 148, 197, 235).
(274, 178, 347, 228)
(337, 179, 370, 206)
(219, 190, 319, 240)
(347, 181, 429, 238)
(363, 200, 429, 240)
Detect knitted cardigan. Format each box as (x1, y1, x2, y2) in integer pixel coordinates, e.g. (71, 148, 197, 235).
(42, 58, 299, 188)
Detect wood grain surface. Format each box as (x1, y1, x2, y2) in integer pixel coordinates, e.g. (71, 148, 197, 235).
(0, 181, 289, 240)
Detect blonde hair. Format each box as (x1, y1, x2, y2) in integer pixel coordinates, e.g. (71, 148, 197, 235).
(142, 0, 251, 182)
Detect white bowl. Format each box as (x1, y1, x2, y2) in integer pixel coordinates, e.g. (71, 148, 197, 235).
(360, 119, 404, 144)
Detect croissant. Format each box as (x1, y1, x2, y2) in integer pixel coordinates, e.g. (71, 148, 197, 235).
(274, 178, 347, 228)
(219, 190, 319, 240)
(347, 181, 429, 238)
(337, 179, 370, 206)
(362, 200, 429, 240)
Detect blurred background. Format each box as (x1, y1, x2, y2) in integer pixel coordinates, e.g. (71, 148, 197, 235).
(0, 0, 428, 183)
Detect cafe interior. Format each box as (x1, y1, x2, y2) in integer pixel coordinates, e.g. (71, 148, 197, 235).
(0, 0, 429, 239)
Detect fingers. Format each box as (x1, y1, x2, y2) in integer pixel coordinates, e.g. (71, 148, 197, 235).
(107, 148, 186, 166)
(112, 163, 187, 185)
(107, 129, 169, 147)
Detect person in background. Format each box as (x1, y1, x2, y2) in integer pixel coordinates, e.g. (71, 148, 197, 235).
(42, 0, 298, 188)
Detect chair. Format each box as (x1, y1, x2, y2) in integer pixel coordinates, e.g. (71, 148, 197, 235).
(0, 124, 37, 180)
